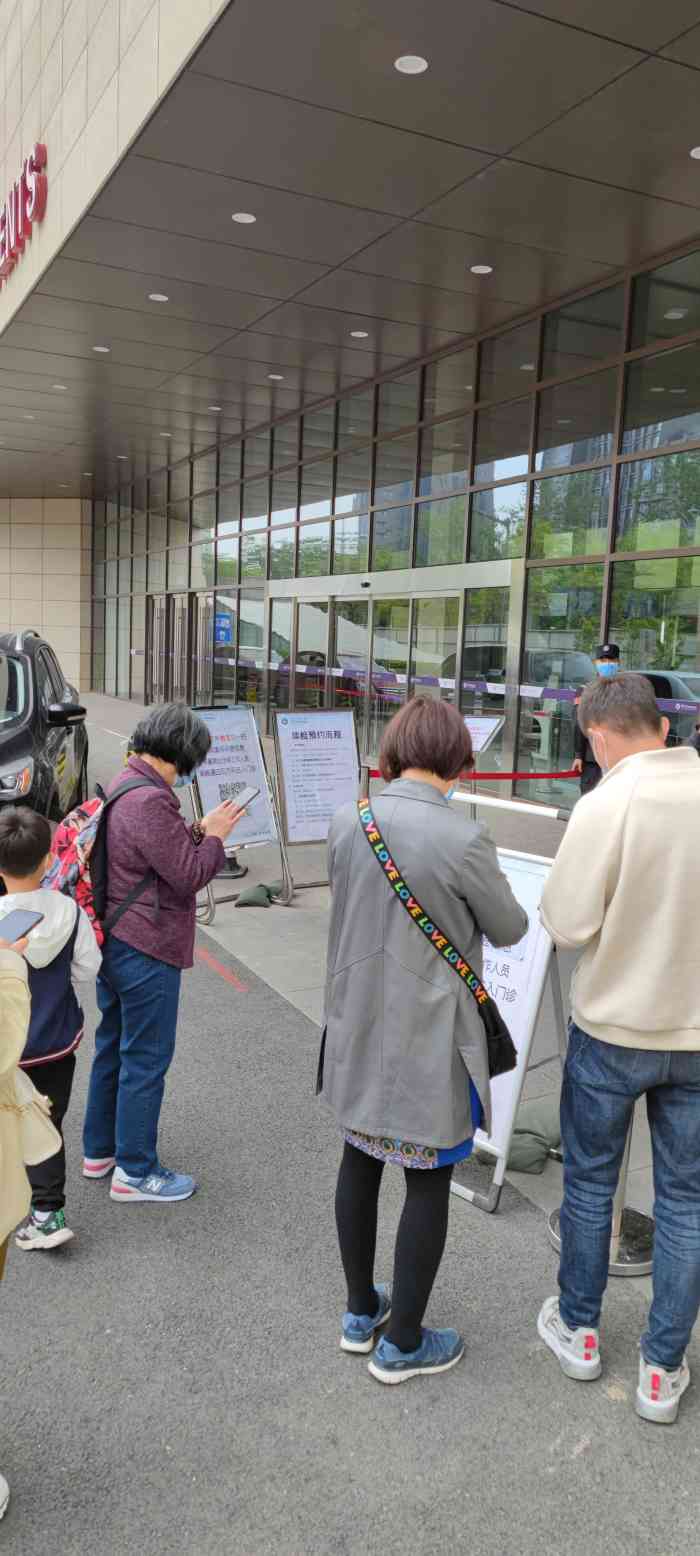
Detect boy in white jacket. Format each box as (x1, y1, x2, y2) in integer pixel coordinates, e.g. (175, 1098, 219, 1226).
(0, 807, 101, 1250)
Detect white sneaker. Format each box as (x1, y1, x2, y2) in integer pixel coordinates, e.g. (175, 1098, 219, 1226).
(0, 1471, 9, 1520)
(537, 1295, 602, 1380)
(636, 1355, 690, 1424)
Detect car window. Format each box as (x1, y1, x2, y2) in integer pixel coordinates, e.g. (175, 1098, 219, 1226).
(44, 648, 65, 697)
(0, 654, 28, 729)
(644, 673, 671, 698)
(36, 651, 58, 710)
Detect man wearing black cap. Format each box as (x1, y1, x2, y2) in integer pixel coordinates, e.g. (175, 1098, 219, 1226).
(573, 644, 620, 794)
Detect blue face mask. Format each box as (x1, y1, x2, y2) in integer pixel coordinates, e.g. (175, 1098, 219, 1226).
(173, 771, 194, 789)
(446, 786, 456, 801)
(596, 662, 618, 679)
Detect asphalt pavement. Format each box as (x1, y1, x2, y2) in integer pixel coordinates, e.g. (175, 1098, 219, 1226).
(1, 700, 697, 1555)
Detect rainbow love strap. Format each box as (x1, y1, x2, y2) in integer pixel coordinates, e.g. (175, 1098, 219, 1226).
(357, 800, 488, 1007)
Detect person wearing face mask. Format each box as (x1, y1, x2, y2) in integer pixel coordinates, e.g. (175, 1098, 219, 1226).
(321, 697, 527, 1385)
(538, 672, 700, 1426)
(82, 704, 244, 1203)
(572, 643, 620, 794)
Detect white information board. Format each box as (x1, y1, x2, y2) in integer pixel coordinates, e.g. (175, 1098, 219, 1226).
(463, 714, 504, 754)
(474, 849, 554, 1163)
(275, 709, 359, 845)
(193, 705, 278, 850)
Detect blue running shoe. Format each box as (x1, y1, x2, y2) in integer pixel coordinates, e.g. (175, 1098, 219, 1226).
(341, 1283, 392, 1353)
(368, 1326, 465, 1384)
(110, 1165, 196, 1202)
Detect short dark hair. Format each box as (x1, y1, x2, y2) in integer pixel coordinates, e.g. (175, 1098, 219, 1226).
(379, 696, 474, 782)
(578, 672, 662, 737)
(130, 703, 212, 775)
(0, 807, 52, 877)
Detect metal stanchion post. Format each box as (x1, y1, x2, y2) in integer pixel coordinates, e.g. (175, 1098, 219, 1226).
(268, 767, 295, 906)
(547, 1125, 654, 1277)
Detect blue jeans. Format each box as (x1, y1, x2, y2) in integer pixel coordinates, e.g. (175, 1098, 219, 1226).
(83, 938, 182, 1179)
(560, 1023, 700, 1370)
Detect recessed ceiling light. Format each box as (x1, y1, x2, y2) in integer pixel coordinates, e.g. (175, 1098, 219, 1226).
(268, 373, 284, 381)
(669, 387, 687, 394)
(519, 362, 536, 372)
(350, 330, 369, 339)
(160, 432, 172, 438)
(664, 308, 688, 321)
(93, 344, 110, 353)
(117, 454, 127, 460)
(690, 147, 700, 159)
(83, 471, 93, 476)
(52, 382, 67, 390)
(470, 264, 493, 275)
(148, 292, 169, 302)
(23, 413, 34, 420)
(465, 384, 473, 390)
(649, 385, 666, 393)
(394, 54, 428, 74)
(232, 212, 256, 224)
(557, 418, 572, 426)
(59, 483, 68, 488)
(208, 404, 222, 411)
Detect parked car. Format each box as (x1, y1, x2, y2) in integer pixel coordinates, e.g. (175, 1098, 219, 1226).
(635, 669, 698, 746)
(0, 630, 88, 819)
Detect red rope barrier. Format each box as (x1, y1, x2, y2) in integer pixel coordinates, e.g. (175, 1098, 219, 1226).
(368, 768, 579, 782)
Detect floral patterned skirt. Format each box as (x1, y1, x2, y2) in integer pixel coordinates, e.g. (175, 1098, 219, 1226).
(344, 1081, 483, 1170)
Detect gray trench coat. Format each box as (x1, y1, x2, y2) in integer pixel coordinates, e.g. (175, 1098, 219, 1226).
(320, 779, 528, 1147)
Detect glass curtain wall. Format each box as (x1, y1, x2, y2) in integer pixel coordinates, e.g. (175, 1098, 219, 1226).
(93, 246, 700, 804)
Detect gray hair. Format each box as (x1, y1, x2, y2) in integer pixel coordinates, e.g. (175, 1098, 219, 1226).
(578, 673, 662, 737)
(130, 702, 212, 775)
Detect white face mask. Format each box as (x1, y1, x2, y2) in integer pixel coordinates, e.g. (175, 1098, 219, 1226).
(591, 734, 610, 775)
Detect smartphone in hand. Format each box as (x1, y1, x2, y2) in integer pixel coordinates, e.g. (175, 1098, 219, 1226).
(234, 785, 260, 809)
(0, 908, 45, 942)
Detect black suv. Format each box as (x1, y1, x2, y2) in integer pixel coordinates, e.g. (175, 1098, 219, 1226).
(0, 630, 88, 820)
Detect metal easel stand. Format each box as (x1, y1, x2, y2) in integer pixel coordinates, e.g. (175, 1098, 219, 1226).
(193, 772, 295, 925)
(546, 1127, 654, 1278)
(450, 947, 568, 1214)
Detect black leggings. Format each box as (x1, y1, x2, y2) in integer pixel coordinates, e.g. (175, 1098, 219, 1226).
(335, 1141, 454, 1353)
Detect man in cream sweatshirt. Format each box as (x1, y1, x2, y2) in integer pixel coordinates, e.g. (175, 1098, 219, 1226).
(536, 672, 700, 1425)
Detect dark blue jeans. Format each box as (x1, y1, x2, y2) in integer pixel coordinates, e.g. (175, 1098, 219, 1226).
(83, 938, 182, 1179)
(560, 1023, 700, 1370)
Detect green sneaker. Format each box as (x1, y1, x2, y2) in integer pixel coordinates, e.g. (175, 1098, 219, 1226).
(15, 1210, 75, 1251)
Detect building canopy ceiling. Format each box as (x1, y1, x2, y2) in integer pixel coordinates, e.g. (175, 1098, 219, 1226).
(2, 0, 700, 497)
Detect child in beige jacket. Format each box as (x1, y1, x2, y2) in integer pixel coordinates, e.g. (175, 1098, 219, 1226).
(0, 935, 60, 1523)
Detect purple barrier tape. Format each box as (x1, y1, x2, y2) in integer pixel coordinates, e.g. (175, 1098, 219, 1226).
(657, 698, 700, 714)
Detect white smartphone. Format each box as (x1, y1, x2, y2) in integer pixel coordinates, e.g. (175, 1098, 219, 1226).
(0, 908, 45, 941)
(233, 784, 260, 810)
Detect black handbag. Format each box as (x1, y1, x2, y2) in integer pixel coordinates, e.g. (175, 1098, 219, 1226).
(357, 800, 518, 1079)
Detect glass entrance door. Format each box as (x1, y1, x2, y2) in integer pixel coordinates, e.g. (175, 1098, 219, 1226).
(147, 595, 168, 703)
(460, 586, 509, 775)
(410, 597, 460, 702)
(330, 600, 370, 750)
(170, 594, 190, 703)
(192, 592, 214, 706)
(368, 598, 410, 754)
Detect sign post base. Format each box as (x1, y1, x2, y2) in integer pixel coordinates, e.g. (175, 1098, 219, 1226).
(546, 1206, 654, 1278)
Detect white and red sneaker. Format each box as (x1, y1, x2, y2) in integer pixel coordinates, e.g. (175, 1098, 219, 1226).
(537, 1295, 601, 1380)
(636, 1355, 690, 1424)
(83, 1156, 116, 1179)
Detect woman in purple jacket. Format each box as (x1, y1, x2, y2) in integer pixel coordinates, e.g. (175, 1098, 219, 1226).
(82, 704, 243, 1203)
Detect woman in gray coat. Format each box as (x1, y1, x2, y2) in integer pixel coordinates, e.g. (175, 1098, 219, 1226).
(320, 697, 527, 1385)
